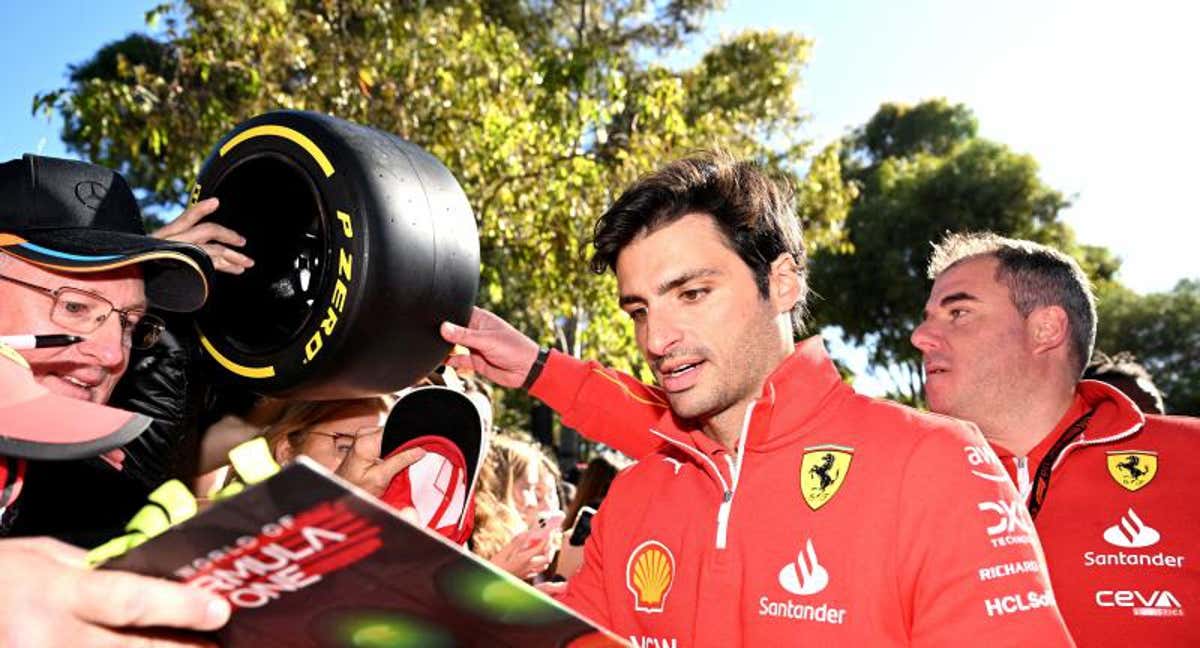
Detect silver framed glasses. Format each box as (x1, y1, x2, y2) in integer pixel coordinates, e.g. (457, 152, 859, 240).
(0, 274, 166, 350)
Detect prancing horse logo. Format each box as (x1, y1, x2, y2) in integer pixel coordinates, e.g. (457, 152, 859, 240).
(1116, 455, 1147, 481)
(800, 445, 854, 510)
(810, 454, 839, 492)
(1106, 450, 1158, 492)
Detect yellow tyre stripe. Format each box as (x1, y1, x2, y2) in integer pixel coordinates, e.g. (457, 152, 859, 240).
(197, 331, 276, 378)
(219, 124, 335, 177)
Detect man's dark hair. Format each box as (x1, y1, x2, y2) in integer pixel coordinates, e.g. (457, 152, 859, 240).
(1084, 351, 1165, 414)
(927, 232, 1097, 376)
(589, 150, 807, 332)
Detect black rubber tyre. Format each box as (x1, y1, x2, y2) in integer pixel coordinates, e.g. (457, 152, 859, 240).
(191, 111, 479, 399)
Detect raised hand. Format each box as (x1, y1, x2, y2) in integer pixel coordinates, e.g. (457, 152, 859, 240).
(152, 198, 254, 275)
(440, 307, 541, 389)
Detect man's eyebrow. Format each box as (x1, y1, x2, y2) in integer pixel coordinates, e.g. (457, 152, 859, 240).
(656, 269, 719, 296)
(938, 291, 979, 308)
(922, 291, 979, 318)
(618, 293, 644, 308)
(64, 282, 148, 312)
(619, 269, 720, 307)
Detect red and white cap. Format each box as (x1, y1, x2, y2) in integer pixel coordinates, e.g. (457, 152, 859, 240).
(0, 340, 152, 460)
(379, 385, 490, 544)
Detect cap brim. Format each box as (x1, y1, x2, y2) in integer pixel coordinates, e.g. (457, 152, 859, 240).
(0, 339, 154, 461)
(0, 394, 152, 461)
(0, 229, 212, 312)
(383, 386, 486, 484)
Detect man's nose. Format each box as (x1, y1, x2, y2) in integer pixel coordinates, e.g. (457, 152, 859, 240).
(910, 320, 940, 354)
(643, 309, 683, 358)
(77, 315, 127, 368)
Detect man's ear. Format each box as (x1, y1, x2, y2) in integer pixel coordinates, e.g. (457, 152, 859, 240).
(768, 253, 801, 313)
(1027, 305, 1070, 356)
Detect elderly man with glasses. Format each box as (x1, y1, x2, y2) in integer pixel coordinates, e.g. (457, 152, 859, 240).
(0, 154, 236, 645)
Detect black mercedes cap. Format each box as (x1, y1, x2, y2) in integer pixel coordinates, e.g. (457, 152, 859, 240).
(0, 154, 212, 312)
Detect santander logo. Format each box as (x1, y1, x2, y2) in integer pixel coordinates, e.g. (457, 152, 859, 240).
(1103, 508, 1160, 549)
(778, 539, 829, 596)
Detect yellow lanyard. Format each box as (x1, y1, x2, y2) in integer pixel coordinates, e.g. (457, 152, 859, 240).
(87, 437, 280, 566)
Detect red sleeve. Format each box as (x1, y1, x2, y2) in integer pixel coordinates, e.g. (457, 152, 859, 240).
(896, 421, 1075, 647)
(529, 350, 666, 460)
(557, 500, 612, 629)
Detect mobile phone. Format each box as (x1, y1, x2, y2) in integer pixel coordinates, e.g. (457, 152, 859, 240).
(569, 507, 597, 546)
(524, 510, 566, 549)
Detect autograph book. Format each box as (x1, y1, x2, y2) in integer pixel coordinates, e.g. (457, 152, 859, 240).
(102, 457, 624, 647)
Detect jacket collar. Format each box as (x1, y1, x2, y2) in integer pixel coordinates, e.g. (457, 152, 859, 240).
(993, 379, 1146, 470)
(651, 336, 849, 454)
(1071, 379, 1146, 445)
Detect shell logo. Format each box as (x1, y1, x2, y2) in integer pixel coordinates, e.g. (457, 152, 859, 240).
(626, 540, 676, 613)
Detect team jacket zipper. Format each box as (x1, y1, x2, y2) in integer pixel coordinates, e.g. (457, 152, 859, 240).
(1013, 456, 1031, 500)
(647, 387, 768, 550)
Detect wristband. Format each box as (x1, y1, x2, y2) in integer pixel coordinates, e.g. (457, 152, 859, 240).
(521, 347, 551, 390)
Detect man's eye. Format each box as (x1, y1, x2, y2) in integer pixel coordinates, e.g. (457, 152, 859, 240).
(680, 288, 708, 302)
(626, 308, 646, 322)
(950, 308, 968, 319)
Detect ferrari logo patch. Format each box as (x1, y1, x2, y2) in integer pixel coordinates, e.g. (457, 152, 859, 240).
(1107, 451, 1158, 492)
(800, 445, 854, 510)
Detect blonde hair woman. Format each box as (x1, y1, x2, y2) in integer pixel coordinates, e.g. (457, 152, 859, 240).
(471, 435, 559, 580)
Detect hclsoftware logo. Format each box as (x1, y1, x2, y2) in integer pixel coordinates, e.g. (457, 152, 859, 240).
(1103, 508, 1160, 549)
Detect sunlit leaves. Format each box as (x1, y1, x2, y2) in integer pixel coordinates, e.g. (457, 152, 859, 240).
(35, 0, 854, 429)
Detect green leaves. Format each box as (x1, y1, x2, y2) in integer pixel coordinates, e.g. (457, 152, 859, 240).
(37, 0, 852, 431)
(811, 99, 1100, 403)
(1096, 280, 1200, 415)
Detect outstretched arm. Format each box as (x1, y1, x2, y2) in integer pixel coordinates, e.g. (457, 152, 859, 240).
(442, 307, 666, 459)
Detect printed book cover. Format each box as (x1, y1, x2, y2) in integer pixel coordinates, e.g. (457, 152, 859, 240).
(103, 456, 625, 647)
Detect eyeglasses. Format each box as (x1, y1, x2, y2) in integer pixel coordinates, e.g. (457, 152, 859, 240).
(305, 427, 382, 454)
(0, 274, 166, 350)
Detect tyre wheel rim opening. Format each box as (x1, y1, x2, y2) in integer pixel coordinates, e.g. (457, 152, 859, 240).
(200, 153, 330, 356)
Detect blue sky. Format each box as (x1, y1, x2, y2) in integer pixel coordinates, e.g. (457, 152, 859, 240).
(3, 0, 1196, 299)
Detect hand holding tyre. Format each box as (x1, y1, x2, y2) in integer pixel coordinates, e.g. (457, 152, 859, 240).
(440, 307, 540, 389)
(152, 197, 255, 275)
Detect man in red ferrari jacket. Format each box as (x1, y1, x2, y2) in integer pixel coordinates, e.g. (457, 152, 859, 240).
(443, 152, 1072, 646)
(910, 232, 1200, 647)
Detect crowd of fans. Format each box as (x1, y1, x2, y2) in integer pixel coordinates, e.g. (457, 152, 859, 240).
(1, 151, 1195, 647)
(177, 366, 625, 586)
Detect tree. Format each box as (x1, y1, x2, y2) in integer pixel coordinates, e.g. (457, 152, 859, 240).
(809, 99, 1118, 403)
(1096, 280, 1200, 415)
(35, 0, 853, 433)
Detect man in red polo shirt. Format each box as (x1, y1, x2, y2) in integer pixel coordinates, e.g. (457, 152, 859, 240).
(910, 232, 1199, 646)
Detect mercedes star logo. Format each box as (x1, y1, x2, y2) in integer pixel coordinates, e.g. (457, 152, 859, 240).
(74, 180, 108, 209)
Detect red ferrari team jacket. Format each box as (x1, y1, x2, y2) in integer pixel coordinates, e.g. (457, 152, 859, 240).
(532, 338, 1073, 647)
(990, 380, 1200, 647)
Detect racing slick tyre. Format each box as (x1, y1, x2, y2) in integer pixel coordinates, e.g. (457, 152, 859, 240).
(191, 111, 479, 399)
